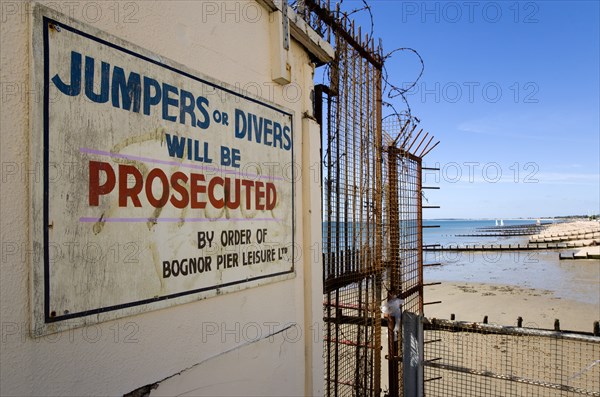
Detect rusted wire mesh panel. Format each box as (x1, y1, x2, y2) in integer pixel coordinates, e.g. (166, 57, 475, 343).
(321, 43, 384, 397)
(295, 1, 437, 395)
(292, 0, 384, 70)
(381, 116, 426, 395)
(423, 319, 600, 397)
(382, 117, 424, 315)
(310, 2, 385, 395)
(324, 279, 380, 396)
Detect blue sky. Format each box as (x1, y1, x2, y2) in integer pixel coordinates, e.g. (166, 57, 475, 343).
(343, 0, 599, 218)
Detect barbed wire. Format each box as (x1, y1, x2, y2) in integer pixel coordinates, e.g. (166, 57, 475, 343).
(291, 0, 426, 145)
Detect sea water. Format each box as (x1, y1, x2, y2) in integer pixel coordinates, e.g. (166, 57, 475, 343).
(423, 219, 598, 305)
(321, 219, 598, 304)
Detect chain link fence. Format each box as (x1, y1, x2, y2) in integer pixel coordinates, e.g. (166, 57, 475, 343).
(423, 318, 600, 397)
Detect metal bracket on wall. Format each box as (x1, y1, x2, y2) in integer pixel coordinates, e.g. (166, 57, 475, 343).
(282, 0, 289, 50)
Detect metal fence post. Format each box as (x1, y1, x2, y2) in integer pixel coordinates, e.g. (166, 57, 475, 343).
(402, 312, 424, 397)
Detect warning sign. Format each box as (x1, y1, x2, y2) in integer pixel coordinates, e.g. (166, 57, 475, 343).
(30, 6, 295, 335)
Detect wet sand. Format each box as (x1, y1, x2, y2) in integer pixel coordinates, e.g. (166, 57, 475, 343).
(424, 281, 599, 333)
(382, 221, 600, 394)
(424, 220, 600, 332)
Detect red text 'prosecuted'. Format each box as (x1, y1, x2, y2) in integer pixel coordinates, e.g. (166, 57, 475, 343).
(88, 161, 277, 210)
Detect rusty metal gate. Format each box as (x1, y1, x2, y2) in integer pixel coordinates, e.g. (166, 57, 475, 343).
(382, 117, 438, 396)
(318, 78, 436, 396)
(296, 3, 598, 397)
(295, 1, 437, 395)
(318, 12, 385, 395)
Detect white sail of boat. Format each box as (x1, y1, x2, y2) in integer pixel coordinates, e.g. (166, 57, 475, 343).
(495, 219, 499, 226)
(500, 219, 504, 226)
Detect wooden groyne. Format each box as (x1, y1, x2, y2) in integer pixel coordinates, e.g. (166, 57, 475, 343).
(476, 223, 550, 231)
(424, 242, 596, 252)
(456, 233, 539, 237)
(530, 230, 600, 243)
(477, 222, 551, 229)
(464, 223, 551, 237)
(559, 252, 600, 260)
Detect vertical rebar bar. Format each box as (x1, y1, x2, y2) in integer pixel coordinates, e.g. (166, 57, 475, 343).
(387, 146, 400, 397)
(417, 160, 424, 314)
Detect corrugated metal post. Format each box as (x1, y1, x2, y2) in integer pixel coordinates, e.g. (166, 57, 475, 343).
(402, 312, 424, 397)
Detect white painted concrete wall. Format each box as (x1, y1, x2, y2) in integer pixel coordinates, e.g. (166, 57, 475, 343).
(0, 1, 325, 395)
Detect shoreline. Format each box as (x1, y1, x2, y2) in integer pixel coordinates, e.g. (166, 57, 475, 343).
(423, 219, 599, 333)
(424, 281, 599, 333)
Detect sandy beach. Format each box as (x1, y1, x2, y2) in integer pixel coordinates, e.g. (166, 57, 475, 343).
(424, 281, 599, 333)
(532, 219, 600, 248)
(424, 219, 600, 333)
